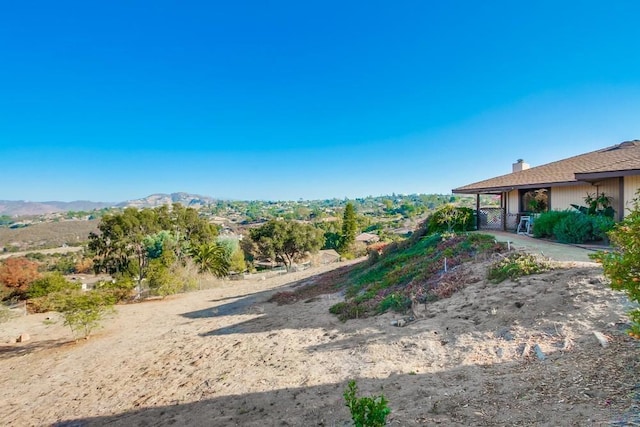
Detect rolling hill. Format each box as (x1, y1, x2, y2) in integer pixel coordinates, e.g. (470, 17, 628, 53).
(0, 193, 217, 216)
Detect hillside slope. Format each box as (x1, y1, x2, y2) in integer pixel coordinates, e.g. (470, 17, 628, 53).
(323, 233, 507, 320)
(0, 259, 637, 426)
(117, 192, 216, 209)
(0, 200, 113, 216)
(0, 192, 216, 216)
(0, 220, 99, 251)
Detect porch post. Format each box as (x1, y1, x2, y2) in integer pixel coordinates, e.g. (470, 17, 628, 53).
(476, 194, 480, 230)
(502, 193, 506, 231)
(619, 176, 625, 221)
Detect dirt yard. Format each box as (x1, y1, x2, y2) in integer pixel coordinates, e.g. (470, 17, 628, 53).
(0, 257, 638, 426)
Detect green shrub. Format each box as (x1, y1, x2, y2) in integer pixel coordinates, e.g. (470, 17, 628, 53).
(377, 293, 411, 314)
(28, 273, 80, 299)
(534, 210, 615, 243)
(147, 259, 180, 297)
(487, 253, 551, 283)
(426, 205, 474, 234)
(25, 252, 46, 262)
(329, 301, 348, 315)
(553, 212, 594, 244)
(532, 210, 572, 238)
(329, 301, 368, 321)
(50, 290, 115, 340)
(147, 259, 199, 298)
(28, 296, 57, 313)
(94, 277, 136, 303)
(343, 380, 390, 427)
(49, 254, 77, 274)
(591, 216, 615, 241)
(571, 192, 615, 218)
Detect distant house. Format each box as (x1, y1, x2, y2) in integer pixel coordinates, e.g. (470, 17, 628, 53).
(452, 140, 640, 231)
(355, 232, 380, 244)
(315, 249, 341, 265)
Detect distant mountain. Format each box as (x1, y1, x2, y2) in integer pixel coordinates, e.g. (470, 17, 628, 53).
(0, 200, 114, 216)
(0, 193, 217, 216)
(118, 192, 216, 209)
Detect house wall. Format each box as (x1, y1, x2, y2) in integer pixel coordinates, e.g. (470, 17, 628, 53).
(503, 190, 520, 230)
(624, 175, 640, 216)
(550, 184, 594, 211)
(506, 189, 519, 214)
(550, 178, 620, 216)
(482, 175, 639, 230)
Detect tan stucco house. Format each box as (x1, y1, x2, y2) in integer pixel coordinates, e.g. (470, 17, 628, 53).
(452, 140, 640, 231)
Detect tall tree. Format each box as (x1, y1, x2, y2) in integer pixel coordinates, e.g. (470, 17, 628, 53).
(339, 202, 358, 252)
(250, 220, 324, 270)
(88, 207, 161, 287)
(170, 203, 218, 246)
(217, 237, 246, 273)
(127, 207, 163, 286)
(88, 204, 219, 287)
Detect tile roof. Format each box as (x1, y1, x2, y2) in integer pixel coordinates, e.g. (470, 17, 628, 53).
(452, 140, 640, 194)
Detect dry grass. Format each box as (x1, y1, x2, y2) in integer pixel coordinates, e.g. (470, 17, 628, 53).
(0, 220, 98, 251)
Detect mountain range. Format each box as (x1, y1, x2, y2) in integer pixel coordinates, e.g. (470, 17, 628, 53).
(0, 193, 217, 216)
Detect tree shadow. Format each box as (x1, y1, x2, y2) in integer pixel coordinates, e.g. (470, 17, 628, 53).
(0, 338, 75, 360)
(50, 359, 628, 427)
(181, 288, 281, 319)
(37, 265, 638, 426)
(208, 294, 250, 303)
(181, 264, 357, 321)
(51, 378, 367, 426)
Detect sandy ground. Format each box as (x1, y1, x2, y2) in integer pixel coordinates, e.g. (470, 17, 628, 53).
(0, 253, 638, 426)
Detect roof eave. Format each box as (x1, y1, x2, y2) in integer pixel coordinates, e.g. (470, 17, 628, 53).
(575, 169, 640, 181)
(452, 180, 588, 195)
(452, 187, 512, 195)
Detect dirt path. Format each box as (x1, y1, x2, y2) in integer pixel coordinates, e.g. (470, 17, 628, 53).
(0, 257, 638, 426)
(0, 245, 83, 260)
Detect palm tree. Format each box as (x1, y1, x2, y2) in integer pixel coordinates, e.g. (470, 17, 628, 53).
(189, 243, 230, 277)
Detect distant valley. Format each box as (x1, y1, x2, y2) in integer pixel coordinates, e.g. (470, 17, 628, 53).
(0, 192, 217, 216)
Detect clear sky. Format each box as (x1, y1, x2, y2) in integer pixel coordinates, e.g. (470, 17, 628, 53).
(2, 1, 640, 202)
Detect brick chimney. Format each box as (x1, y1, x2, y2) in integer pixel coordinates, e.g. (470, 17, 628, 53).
(512, 159, 530, 173)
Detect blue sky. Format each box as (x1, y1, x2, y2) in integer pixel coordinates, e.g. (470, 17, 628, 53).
(2, 1, 640, 202)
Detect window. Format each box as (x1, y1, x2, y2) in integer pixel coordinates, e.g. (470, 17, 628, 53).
(521, 188, 549, 213)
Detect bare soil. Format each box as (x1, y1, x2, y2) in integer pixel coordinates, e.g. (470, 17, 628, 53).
(0, 258, 638, 426)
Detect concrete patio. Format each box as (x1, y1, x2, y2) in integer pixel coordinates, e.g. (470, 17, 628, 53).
(478, 230, 606, 264)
